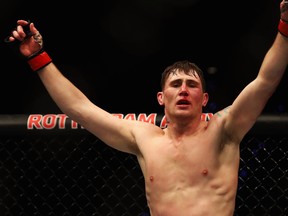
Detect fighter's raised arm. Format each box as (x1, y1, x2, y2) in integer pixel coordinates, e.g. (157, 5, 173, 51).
(222, 0, 288, 142)
(6, 19, 149, 155)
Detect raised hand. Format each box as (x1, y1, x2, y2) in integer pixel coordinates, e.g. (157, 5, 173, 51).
(8, 20, 43, 58)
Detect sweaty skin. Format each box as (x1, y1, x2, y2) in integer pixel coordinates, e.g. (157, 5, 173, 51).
(8, 1, 288, 215)
(140, 120, 239, 216)
(133, 73, 240, 216)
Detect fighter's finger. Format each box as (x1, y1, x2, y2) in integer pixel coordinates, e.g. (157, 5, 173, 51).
(4, 20, 32, 43)
(29, 23, 39, 36)
(6, 36, 16, 42)
(16, 25, 28, 39)
(16, 19, 30, 25)
(4, 28, 21, 43)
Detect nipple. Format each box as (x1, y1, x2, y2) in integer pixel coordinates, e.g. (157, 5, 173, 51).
(202, 169, 208, 175)
(150, 176, 154, 182)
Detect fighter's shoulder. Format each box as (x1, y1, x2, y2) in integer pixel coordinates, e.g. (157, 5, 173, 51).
(130, 118, 164, 134)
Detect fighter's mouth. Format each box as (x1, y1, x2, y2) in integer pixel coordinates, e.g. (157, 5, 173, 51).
(177, 100, 190, 105)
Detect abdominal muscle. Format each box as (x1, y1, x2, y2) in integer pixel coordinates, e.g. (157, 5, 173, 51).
(140, 150, 239, 216)
(145, 168, 237, 216)
(136, 118, 240, 216)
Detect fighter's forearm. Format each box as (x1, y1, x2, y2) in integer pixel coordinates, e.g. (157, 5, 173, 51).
(258, 32, 288, 86)
(36, 62, 92, 120)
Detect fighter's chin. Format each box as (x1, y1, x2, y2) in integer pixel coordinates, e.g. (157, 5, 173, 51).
(176, 104, 191, 109)
(175, 105, 192, 112)
(174, 109, 193, 117)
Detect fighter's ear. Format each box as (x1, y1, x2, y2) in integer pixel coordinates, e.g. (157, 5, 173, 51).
(157, 92, 164, 105)
(202, 92, 209, 107)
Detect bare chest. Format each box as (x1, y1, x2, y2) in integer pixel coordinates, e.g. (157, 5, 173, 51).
(144, 135, 220, 187)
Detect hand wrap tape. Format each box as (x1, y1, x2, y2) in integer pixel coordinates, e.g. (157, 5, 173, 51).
(27, 51, 52, 71)
(278, 19, 288, 37)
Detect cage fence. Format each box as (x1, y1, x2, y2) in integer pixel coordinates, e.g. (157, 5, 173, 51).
(0, 114, 287, 216)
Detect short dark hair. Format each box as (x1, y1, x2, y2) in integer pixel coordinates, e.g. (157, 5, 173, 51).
(160, 60, 206, 92)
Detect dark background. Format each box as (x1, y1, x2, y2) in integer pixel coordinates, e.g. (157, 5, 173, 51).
(0, 0, 287, 115)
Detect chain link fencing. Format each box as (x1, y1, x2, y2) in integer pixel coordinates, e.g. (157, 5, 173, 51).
(0, 114, 287, 216)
